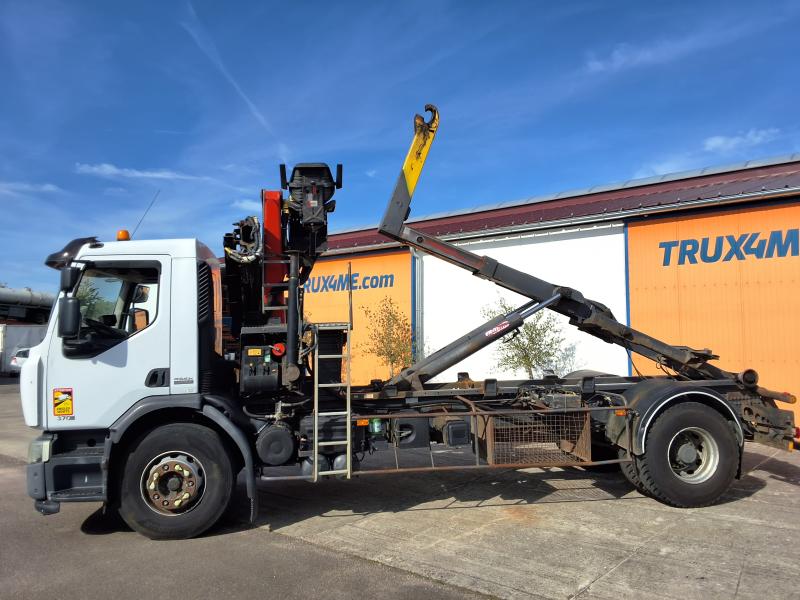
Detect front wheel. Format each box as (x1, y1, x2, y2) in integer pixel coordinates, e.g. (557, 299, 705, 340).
(118, 423, 234, 539)
(636, 402, 739, 508)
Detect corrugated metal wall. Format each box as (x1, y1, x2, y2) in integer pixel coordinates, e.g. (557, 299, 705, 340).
(627, 202, 800, 421)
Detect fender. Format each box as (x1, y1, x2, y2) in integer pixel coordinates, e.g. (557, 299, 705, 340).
(108, 394, 204, 443)
(607, 379, 744, 455)
(202, 404, 258, 524)
(106, 394, 258, 523)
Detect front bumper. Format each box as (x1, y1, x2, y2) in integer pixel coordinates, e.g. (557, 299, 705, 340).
(26, 433, 106, 515)
(27, 435, 59, 515)
(28, 461, 60, 515)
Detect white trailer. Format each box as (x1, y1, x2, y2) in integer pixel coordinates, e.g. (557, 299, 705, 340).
(0, 323, 47, 375)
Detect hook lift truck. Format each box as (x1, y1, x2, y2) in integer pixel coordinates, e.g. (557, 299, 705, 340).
(21, 105, 796, 539)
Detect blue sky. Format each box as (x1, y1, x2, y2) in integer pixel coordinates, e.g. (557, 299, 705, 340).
(1, 1, 799, 291)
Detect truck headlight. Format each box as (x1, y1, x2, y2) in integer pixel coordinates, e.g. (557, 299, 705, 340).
(28, 436, 53, 464)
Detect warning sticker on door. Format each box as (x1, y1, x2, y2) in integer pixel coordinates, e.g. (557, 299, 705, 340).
(53, 388, 74, 416)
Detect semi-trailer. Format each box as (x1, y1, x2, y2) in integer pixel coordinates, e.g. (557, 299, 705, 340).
(21, 105, 795, 539)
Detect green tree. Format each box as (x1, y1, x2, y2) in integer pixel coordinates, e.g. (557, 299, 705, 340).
(361, 296, 414, 377)
(75, 280, 115, 319)
(481, 296, 578, 378)
(76, 280, 102, 316)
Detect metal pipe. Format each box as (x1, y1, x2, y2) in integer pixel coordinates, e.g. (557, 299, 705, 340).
(285, 253, 300, 376)
(387, 294, 561, 390)
(350, 406, 630, 419)
(260, 475, 313, 482)
(258, 456, 633, 481)
(0, 287, 56, 308)
(354, 457, 632, 476)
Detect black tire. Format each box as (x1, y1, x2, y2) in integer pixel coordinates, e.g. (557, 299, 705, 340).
(118, 423, 234, 540)
(618, 449, 650, 495)
(637, 402, 738, 508)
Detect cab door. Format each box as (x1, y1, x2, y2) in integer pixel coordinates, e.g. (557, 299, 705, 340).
(46, 256, 171, 429)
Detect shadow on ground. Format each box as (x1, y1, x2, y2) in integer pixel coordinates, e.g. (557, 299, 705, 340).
(78, 445, 800, 539)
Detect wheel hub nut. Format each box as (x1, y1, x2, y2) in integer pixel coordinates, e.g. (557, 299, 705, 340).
(142, 455, 204, 515)
(677, 443, 698, 465)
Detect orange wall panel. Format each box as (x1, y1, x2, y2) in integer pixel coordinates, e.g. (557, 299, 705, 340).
(627, 203, 800, 420)
(303, 250, 412, 385)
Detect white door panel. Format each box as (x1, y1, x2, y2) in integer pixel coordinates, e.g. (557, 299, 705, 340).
(46, 256, 171, 429)
(170, 257, 199, 394)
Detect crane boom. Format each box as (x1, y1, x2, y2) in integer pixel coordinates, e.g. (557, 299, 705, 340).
(378, 105, 794, 403)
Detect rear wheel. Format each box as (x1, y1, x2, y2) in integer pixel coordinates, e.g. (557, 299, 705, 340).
(618, 449, 650, 495)
(118, 423, 234, 539)
(636, 402, 738, 508)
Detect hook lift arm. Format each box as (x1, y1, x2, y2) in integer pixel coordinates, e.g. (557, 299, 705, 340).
(378, 105, 795, 404)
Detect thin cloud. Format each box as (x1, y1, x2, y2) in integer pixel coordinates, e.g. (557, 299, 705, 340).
(365, 169, 377, 178)
(75, 162, 207, 181)
(276, 142, 290, 165)
(220, 163, 258, 175)
(703, 128, 780, 153)
(103, 186, 129, 196)
(586, 39, 700, 73)
(231, 199, 261, 212)
(586, 18, 782, 74)
(0, 181, 61, 196)
(633, 158, 696, 179)
(634, 127, 782, 178)
(181, 1, 275, 136)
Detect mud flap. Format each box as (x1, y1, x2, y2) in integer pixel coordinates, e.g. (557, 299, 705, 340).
(202, 405, 258, 524)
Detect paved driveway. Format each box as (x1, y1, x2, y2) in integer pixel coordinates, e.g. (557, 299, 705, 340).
(2, 379, 799, 599)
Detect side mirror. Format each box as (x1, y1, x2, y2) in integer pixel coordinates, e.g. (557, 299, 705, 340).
(132, 285, 150, 304)
(131, 307, 149, 331)
(57, 297, 81, 338)
(60, 267, 80, 292)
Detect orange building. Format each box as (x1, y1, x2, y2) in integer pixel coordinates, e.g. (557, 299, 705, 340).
(303, 249, 412, 384)
(627, 203, 800, 413)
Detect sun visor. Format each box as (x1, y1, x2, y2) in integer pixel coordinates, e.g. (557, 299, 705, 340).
(44, 237, 101, 269)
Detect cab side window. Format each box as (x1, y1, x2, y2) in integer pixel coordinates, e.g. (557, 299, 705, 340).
(65, 265, 159, 358)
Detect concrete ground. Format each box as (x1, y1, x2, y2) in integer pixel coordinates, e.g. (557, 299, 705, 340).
(2, 380, 800, 599)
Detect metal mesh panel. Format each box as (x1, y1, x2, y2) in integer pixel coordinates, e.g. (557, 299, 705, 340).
(479, 411, 591, 466)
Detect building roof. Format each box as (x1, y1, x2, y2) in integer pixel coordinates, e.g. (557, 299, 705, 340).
(325, 153, 800, 254)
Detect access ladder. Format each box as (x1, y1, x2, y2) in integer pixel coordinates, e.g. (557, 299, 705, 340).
(312, 322, 353, 481)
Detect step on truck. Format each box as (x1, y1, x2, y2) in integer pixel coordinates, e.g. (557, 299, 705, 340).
(21, 105, 796, 539)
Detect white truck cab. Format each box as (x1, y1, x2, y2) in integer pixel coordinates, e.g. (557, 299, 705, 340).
(24, 235, 229, 535)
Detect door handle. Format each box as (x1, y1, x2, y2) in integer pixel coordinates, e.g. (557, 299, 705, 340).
(145, 368, 169, 388)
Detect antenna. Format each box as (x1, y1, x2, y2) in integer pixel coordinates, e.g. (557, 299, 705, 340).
(131, 189, 161, 239)
(279, 164, 288, 190)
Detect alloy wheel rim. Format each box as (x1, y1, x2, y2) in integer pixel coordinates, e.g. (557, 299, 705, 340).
(666, 427, 719, 484)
